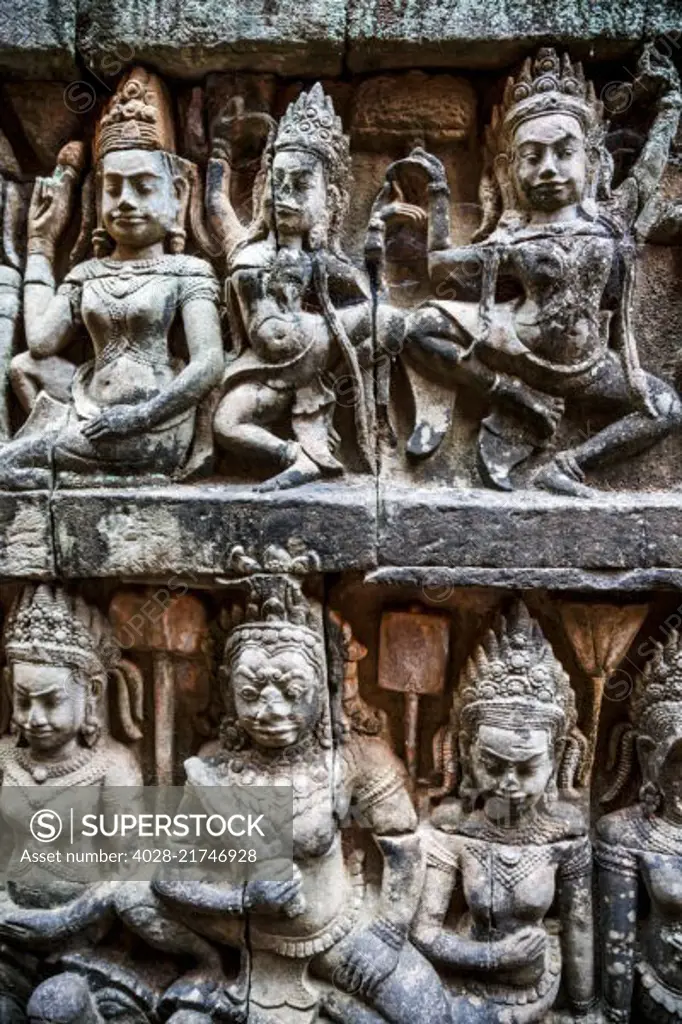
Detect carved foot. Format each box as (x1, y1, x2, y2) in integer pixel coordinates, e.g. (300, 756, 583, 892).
(159, 973, 247, 1024)
(533, 454, 596, 497)
(256, 449, 327, 492)
(320, 992, 387, 1023)
(0, 463, 51, 490)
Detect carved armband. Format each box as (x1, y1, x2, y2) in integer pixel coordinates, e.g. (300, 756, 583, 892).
(560, 836, 592, 882)
(594, 839, 638, 880)
(369, 916, 407, 951)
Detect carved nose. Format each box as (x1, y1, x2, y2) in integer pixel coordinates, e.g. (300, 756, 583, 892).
(538, 158, 558, 179)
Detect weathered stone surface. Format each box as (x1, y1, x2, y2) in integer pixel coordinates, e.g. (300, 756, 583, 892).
(0, 492, 53, 577)
(347, 0, 666, 72)
(365, 565, 682, 592)
(379, 489, 682, 570)
(52, 482, 377, 577)
(77, 0, 347, 78)
(0, 0, 76, 78)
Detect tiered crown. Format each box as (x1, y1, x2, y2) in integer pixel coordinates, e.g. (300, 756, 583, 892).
(633, 629, 682, 724)
(489, 48, 603, 151)
(222, 546, 324, 667)
(275, 82, 350, 172)
(456, 600, 575, 734)
(4, 585, 120, 676)
(95, 67, 176, 161)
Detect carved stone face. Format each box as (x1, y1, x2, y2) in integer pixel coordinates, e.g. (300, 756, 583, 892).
(272, 149, 327, 242)
(100, 149, 178, 250)
(12, 661, 88, 755)
(511, 113, 587, 213)
(231, 644, 320, 748)
(469, 722, 555, 822)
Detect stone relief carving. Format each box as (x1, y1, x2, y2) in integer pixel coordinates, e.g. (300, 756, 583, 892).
(597, 628, 682, 1024)
(0, 67, 224, 490)
(374, 45, 682, 493)
(413, 601, 597, 1022)
(0, 30, 680, 1024)
(0, 46, 675, 493)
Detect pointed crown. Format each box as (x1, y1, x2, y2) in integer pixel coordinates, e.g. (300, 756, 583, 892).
(633, 629, 682, 727)
(275, 82, 350, 172)
(95, 66, 176, 161)
(491, 48, 603, 150)
(4, 585, 120, 676)
(455, 600, 575, 734)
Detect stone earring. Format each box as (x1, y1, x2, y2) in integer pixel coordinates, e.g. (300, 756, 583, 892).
(169, 226, 186, 254)
(639, 779, 662, 819)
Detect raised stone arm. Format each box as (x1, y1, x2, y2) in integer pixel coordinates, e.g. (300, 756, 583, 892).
(625, 44, 682, 214)
(23, 143, 84, 358)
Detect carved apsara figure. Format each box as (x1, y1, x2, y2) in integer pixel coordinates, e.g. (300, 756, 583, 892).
(597, 628, 682, 1023)
(0, 585, 143, 1021)
(411, 601, 597, 1022)
(208, 83, 389, 490)
(376, 45, 682, 493)
(0, 66, 223, 489)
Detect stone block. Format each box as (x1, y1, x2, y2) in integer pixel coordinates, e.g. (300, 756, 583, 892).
(378, 487, 682, 572)
(77, 0, 347, 78)
(0, 492, 54, 577)
(52, 482, 377, 578)
(347, 0, 648, 73)
(0, 0, 76, 78)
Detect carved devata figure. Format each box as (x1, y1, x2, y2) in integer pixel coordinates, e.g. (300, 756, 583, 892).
(597, 628, 682, 1024)
(0, 552, 452, 1024)
(373, 45, 682, 493)
(0, 585, 144, 1023)
(0, 66, 223, 489)
(207, 83, 399, 490)
(411, 601, 597, 1022)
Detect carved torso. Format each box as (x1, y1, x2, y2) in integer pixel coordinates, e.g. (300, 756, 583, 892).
(61, 255, 219, 411)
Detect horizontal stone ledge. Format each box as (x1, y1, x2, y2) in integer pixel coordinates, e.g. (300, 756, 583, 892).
(0, 0, 76, 78)
(50, 481, 377, 577)
(365, 566, 682, 593)
(379, 488, 682, 571)
(347, 0, 681, 72)
(76, 0, 347, 78)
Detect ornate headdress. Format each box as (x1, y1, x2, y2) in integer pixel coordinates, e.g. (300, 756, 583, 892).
(495, 48, 603, 146)
(443, 601, 584, 798)
(218, 546, 330, 752)
(456, 600, 576, 735)
(3, 585, 143, 745)
(275, 82, 350, 174)
(4, 585, 120, 676)
(95, 66, 176, 161)
(473, 48, 609, 240)
(603, 629, 682, 805)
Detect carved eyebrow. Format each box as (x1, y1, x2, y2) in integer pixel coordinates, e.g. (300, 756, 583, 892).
(15, 684, 62, 696)
(479, 744, 545, 760)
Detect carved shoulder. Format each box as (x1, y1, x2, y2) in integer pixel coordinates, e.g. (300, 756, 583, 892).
(596, 807, 644, 851)
(102, 738, 143, 787)
(343, 732, 417, 834)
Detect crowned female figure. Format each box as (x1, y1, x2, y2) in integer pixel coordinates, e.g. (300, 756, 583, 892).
(376, 45, 682, 493)
(411, 601, 597, 1022)
(597, 629, 682, 1023)
(209, 83, 389, 490)
(0, 585, 143, 1020)
(0, 67, 223, 489)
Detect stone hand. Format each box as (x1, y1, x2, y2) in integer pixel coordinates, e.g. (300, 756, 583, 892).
(211, 95, 275, 165)
(636, 42, 681, 105)
(330, 921, 403, 1000)
(403, 146, 449, 189)
(0, 904, 75, 944)
(243, 865, 306, 917)
(28, 142, 86, 250)
(492, 925, 547, 972)
(628, 368, 659, 419)
(82, 403, 150, 441)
